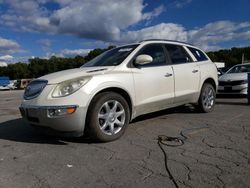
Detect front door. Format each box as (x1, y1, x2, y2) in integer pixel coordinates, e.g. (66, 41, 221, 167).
(131, 44, 174, 115)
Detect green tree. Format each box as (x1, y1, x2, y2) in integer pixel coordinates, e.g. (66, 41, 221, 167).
(207, 47, 250, 68)
(2, 62, 30, 79)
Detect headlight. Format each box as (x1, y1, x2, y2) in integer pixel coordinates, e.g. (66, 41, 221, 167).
(52, 77, 91, 97)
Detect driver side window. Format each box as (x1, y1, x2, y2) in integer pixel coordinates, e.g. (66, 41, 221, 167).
(137, 44, 167, 67)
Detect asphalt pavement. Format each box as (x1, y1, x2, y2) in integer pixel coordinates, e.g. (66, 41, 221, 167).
(0, 90, 249, 188)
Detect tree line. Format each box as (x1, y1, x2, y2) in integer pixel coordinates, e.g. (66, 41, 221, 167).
(207, 46, 250, 67)
(0, 45, 249, 80)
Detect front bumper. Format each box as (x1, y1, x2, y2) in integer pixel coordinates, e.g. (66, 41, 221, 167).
(19, 104, 87, 136)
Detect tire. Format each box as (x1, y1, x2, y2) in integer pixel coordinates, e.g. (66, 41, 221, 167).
(197, 83, 216, 113)
(85, 92, 130, 142)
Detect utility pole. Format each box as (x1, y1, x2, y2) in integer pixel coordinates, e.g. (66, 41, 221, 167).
(242, 53, 244, 64)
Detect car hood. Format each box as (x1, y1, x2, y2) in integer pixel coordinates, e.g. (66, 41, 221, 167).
(39, 66, 115, 84)
(219, 73, 248, 81)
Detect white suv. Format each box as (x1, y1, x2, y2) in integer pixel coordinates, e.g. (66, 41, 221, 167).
(20, 40, 218, 142)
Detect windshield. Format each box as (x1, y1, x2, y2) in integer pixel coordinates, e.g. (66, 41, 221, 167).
(227, 64, 250, 74)
(82, 44, 139, 67)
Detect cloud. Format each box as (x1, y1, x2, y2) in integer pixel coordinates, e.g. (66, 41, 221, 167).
(0, 1, 250, 51)
(15, 56, 34, 63)
(120, 23, 187, 43)
(119, 20, 250, 51)
(37, 39, 51, 52)
(142, 5, 165, 21)
(188, 21, 250, 50)
(0, 62, 8, 67)
(0, 37, 20, 55)
(0, 54, 14, 61)
(46, 48, 92, 58)
(49, 0, 155, 41)
(171, 0, 192, 8)
(59, 49, 92, 57)
(0, 54, 32, 64)
(0, 0, 55, 33)
(0, 54, 14, 65)
(0, 0, 164, 41)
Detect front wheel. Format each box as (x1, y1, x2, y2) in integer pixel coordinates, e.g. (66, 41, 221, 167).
(85, 92, 130, 142)
(197, 83, 216, 113)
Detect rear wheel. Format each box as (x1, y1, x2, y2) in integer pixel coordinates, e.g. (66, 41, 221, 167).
(85, 92, 130, 142)
(197, 83, 216, 113)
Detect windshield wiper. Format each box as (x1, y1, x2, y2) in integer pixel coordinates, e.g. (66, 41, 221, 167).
(86, 68, 107, 73)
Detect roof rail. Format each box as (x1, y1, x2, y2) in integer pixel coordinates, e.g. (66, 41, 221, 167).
(139, 39, 193, 45)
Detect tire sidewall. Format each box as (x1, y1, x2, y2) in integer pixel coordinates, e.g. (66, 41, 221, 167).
(86, 92, 130, 142)
(199, 83, 216, 113)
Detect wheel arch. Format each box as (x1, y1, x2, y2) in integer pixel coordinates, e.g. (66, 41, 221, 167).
(202, 77, 217, 91)
(87, 87, 134, 121)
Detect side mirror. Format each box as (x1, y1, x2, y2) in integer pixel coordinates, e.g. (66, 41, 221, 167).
(135, 54, 153, 65)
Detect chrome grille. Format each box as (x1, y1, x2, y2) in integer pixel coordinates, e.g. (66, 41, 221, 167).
(24, 80, 48, 100)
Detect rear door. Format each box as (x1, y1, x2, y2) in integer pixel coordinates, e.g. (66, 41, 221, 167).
(165, 44, 200, 104)
(131, 44, 174, 115)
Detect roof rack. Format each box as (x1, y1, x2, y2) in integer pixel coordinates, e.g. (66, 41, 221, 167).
(139, 39, 193, 45)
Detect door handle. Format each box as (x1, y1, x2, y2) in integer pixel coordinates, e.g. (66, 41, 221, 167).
(165, 73, 173, 77)
(192, 69, 199, 73)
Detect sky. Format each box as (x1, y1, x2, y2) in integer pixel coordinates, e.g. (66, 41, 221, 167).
(0, 0, 250, 64)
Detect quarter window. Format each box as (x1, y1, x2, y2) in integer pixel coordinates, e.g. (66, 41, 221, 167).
(137, 44, 167, 67)
(165, 45, 192, 64)
(188, 47, 208, 61)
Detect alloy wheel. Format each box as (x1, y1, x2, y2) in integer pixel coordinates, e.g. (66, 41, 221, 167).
(98, 100, 126, 135)
(202, 86, 215, 110)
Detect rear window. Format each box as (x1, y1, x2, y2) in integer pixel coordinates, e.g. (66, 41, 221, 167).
(188, 47, 208, 61)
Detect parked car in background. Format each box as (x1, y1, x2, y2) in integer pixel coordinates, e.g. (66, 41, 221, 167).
(15, 79, 32, 89)
(20, 40, 218, 142)
(7, 80, 17, 90)
(218, 63, 250, 95)
(0, 76, 11, 90)
(0, 86, 10, 90)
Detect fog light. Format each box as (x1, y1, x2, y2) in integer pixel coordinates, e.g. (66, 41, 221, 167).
(47, 106, 77, 117)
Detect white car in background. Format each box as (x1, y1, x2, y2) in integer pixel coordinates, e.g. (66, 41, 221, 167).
(0, 81, 16, 90)
(20, 40, 218, 142)
(218, 63, 250, 95)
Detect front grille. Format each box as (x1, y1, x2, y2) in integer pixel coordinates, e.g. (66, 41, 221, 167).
(219, 80, 246, 86)
(24, 80, 48, 100)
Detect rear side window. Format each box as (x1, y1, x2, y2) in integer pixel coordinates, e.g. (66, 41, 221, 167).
(165, 44, 192, 64)
(137, 44, 167, 67)
(188, 47, 208, 61)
